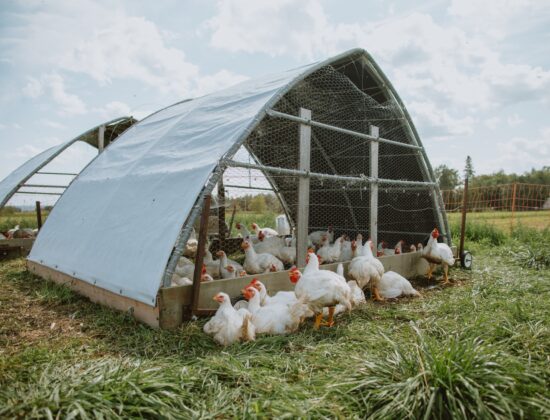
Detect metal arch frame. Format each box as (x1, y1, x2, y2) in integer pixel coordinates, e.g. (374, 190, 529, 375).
(162, 48, 451, 286)
(0, 116, 136, 209)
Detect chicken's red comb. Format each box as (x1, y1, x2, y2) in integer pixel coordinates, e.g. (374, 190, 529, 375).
(250, 278, 259, 284)
(201, 265, 206, 274)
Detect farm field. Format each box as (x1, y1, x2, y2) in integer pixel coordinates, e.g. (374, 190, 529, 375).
(0, 227, 549, 418)
(447, 210, 549, 234)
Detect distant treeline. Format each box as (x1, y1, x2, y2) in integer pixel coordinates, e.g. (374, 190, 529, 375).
(435, 165, 550, 190)
(227, 193, 283, 213)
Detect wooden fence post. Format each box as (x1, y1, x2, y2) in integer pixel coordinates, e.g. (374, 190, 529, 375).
(35, 201, 42, 230)
(511, 182, 517, 229)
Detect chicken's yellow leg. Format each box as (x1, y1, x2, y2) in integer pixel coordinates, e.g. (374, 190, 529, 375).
(314, 313, 324, 330)
(372, 282, 384, 302)
(327, 307, 336, 327)
(427, 264, 434, 280)
(442, 264, 450, 285)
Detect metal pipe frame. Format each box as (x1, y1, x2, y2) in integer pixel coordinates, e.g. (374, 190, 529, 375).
(36, 172, 78, 176)
(225, 159, 436, 188)
(15, 191, 63, 196)
(267, 109, 423, 151)
(21, 184, 68, 189)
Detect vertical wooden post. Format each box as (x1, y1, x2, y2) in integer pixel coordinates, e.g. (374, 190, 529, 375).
(459, 177, 469, 259)
(190, 195, 211, 317)
(35, 201, 42, 230)
(511, 182, 517, 229)
(369, 125, 379, 248)
(98, 125, 106, 153)
(217, 177, 226, 247)
(296, 108, 311, 268)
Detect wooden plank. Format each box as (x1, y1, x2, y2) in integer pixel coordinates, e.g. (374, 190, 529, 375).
(369, 125, 379, 247)
(26, 260, 160, 328)
(158, 284, 193, 329)
(191, 195, 211, 316)
(297, 107, 311, 267)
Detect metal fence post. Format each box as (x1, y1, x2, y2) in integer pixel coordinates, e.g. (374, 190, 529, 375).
(297, 108, 311, 267)
(459, 177, 469, 259)
(369, 125, 379, 248)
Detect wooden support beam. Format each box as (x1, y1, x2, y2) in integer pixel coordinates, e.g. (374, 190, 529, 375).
(35, 201, 42, 230)
(369, 125, 379, 247)
(217, 177, 226, 245)
(190, 195, 211, 318)
(296, 108, 311, 268)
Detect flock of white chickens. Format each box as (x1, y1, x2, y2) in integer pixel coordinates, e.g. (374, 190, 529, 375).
(195, 223, 455, 346)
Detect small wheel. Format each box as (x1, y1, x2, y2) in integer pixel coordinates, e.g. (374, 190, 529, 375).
(460, 251, 473, 270)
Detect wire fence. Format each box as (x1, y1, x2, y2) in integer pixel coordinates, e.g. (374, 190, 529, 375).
(441, 183, 550, 213)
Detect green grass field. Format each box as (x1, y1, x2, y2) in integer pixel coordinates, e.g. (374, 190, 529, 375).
(448, 210, 549, 234)
(1, 224, 549, 417)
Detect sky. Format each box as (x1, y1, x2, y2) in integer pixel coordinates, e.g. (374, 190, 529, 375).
(1, 0, 549, 206)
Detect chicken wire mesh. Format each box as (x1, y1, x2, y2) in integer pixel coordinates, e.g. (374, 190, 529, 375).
(216, 63, 441, 250)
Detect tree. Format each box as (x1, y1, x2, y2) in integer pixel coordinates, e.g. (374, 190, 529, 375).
(434, 165, 461, 190)
(465, 156, 475, 180)
(249, 195, 267, 213)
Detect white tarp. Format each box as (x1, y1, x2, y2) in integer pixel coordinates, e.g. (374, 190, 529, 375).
(0, 142, 70, 208)
(29, 64, 313, 306)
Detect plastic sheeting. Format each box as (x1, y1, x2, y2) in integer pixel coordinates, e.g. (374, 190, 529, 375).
(0, 142, 71, 208)
(0, 117, 136, 209)
(29, 63, 313, 306)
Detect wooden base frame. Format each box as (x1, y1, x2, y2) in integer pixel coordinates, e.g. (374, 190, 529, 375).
(27, 249, 443, 329)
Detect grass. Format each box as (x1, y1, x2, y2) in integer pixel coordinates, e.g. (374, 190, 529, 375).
(0, 211, 49, 233)
(1, 225, 550, 418)
(447, 210, 550, 234)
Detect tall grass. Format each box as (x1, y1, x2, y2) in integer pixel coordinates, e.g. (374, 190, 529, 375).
(336, 328, 548, 419)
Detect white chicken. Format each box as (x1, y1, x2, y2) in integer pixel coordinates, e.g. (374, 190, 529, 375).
(203, 245, 221, 279)
(409, 244, 417, 252)
(203, 293, 256, 346)
(348, 239, 385, 301)
(417, 243, 424, 252)
(175, 257, 195, 279)
(288, 250, 351, 329)
(183, 228, 198, 257)
(248, 278, 297, 307)
(254, 231, 286, 255)
(172, 266, 213, 286)
(242, 286, 310, 335)
(422, 228, 454, 284)
(322, 265, 366, 317)
(308, 226, 334, 248)
(316, 235, 345, 263)
(251, 222, 279, 238)
(378, 271, 421, 299)
(216, 250, 244, 279)
(235, 222, 258, 243)
(241, 238, 284, 274)
(339, 237, 354, 261)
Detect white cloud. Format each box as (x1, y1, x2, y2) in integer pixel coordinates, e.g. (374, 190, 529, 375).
(507, 114, 524, 127)
(205, 0, 357, 59)
(408, 101, 475, 139)
(485, 117, 501, 130)
(22, 77, 43, 98)
(21, 73, 86, 115)
(41, 119, 66, 129)
(490, 127, 550, 172)
(94, 101, 132, 120)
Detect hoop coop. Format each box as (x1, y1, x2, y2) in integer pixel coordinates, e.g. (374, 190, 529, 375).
(25, 49, 449, 328)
